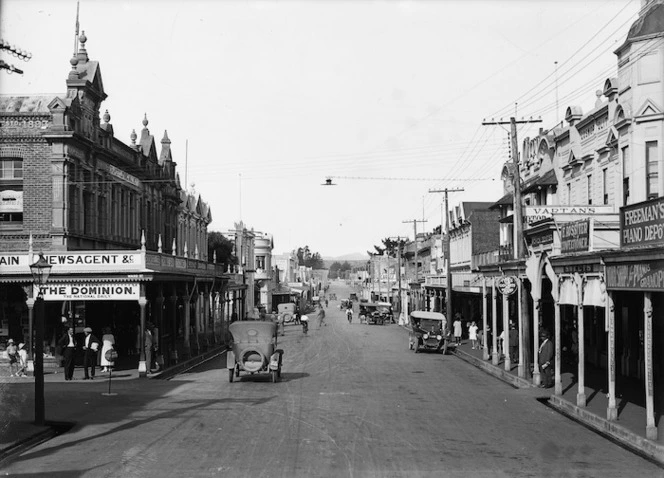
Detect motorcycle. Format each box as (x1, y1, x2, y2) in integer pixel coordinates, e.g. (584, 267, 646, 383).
(301, 315, 309, 334)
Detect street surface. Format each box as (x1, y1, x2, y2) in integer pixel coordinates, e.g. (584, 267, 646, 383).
(1, 281, 662, 477)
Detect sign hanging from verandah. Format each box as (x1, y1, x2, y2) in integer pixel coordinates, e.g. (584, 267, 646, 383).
(560, 219, 591, 253)
(36, 283, 141, 301)
(605, 260, 664, 290)
(620, 197, 664, 249)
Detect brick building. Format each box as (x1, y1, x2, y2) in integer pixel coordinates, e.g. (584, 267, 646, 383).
(0, 32, 240, 376)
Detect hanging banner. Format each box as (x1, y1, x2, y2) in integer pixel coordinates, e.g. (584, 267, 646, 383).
(37, 283, 141, 301)
(620, 197, 664, 248)
(560, 219, 590, 253)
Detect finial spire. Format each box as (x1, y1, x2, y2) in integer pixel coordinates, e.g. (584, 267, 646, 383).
(74, 1, 80, 55)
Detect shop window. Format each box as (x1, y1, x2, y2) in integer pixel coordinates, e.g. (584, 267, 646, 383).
(0, 159, 23, 179)
(602, 168, 608, 205)
(646, 141, 659, 200)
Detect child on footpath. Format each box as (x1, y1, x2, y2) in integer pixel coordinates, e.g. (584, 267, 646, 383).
(17, 343, 28, 377)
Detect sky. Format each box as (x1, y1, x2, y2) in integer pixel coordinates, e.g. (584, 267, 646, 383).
(0, 0, 641, 258)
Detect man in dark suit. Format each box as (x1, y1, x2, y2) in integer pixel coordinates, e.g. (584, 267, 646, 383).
(58, 327, 77, 381)
(538, 329, 554, 388)
(82, 327, 100, 380)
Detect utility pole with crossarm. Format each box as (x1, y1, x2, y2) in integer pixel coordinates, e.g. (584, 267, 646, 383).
(428, 188, 464, 335)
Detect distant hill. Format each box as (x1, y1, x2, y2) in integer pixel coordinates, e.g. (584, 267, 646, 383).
(323, 252, 368, 262)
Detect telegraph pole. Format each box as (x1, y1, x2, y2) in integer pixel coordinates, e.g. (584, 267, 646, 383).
(482, 114, 541, 379)
(388, 236, 407, 323)
(402, 219, 427, 311)
(429, 188, 464, 333)
(482, 115, 541, 259)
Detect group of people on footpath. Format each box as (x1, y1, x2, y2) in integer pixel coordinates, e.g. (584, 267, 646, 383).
(6, 339, 28, 377)
(449, 311, 555, 389)
(56, 326, 117, 380)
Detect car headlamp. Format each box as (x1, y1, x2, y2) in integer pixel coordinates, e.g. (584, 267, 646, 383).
(437, 335, 442, 341)
(423, 333, 429, 340)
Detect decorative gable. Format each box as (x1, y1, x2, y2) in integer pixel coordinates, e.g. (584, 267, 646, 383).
(635, 98, 663, 122)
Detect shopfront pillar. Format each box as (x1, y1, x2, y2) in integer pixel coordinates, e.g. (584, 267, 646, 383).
(533, 299, 541, 386)
(482, 278, 489, 361)
(554, 298, 562, 396)
(606, 290, 617, 421)
(492, 278, 498, 366)
(183, 291, 191, 359)
(26, 297, 35, 374)
(517, 278, 524, 378)
(138, 295, 147, 376)
(169, 294, 178, 363)
(644, 292, 657, 440)
(503, 291, 510, 371)
(576, 275, 586, 407)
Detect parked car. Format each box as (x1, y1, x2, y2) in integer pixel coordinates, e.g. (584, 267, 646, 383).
(408, 311, 452, 354)
(359, 302, 392, 325)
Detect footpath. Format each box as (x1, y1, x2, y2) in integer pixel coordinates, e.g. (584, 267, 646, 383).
(0, 345, 226, 466)
(450, 338, 664, 465)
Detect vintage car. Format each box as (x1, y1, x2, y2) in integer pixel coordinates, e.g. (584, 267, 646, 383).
(277, 303, 297, 323)
(408, 311, 452, 354)
(227, 320, 284, 383)
(359, 302, 393, 325)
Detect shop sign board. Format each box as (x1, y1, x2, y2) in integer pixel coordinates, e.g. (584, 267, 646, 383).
(526, 205, 613, 224)
(620, 197, 664, 249)
(560, 219, 590, 253)
(605, 260, 664, 290)
(37, 283, 141, 301)
(0, 252, 144, 274)
(0, 190, 23, 212)
(496, 276, 518, 296)
(530, 230, 554, 247)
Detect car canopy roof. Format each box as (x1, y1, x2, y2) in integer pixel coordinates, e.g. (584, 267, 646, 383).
(410, 310, 447, 321)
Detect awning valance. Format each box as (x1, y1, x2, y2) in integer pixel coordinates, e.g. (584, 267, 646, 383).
(583, 279, 605, 307)
(559, 278, 578, 305)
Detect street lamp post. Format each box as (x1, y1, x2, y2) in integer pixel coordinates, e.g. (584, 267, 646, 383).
(29, 252, 52, 426)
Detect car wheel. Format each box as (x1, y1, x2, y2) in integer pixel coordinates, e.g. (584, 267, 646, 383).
(229, 369, 234, 383)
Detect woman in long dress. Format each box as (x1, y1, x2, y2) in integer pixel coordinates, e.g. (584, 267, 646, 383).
(100, 327, 115, 372)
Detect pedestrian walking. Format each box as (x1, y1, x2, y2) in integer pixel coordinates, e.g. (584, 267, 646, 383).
(316, 305, 326, 328)
(100, 327, 115, 373)
(17, 343, 28, 377)
(453, 314, 462, 345)
(6, 339, 18, 377)
(468, 321, 479, 349)
(82, 327, 100, 380)
(538, 329, 554, 388)
(58, 327, 77, 381)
